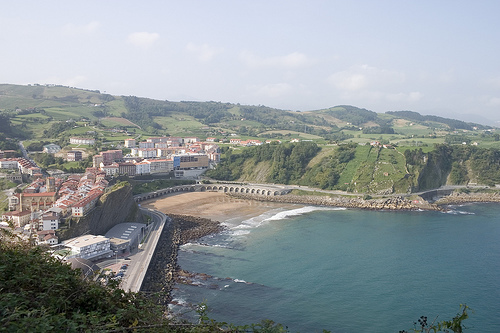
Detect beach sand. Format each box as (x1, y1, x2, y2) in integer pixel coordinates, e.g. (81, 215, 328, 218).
(141, 192, 302, 223)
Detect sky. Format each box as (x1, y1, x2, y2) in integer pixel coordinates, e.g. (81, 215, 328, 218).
(2, 1, 500, 124)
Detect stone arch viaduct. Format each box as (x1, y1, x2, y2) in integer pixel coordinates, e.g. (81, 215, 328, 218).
(134, 183, 291, 203)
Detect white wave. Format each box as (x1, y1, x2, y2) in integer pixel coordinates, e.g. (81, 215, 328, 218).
(234, 279, 247, 283)
(224, 206, 346, 238)
(263, 206, 345, 221)
(444, 209, 475, 215)
(170, 297, 188, 306)
(231, 229, 251, 236)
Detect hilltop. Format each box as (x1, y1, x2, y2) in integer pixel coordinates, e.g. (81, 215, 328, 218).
(0, 83, 493, 142)
(2, 83, 500, 195)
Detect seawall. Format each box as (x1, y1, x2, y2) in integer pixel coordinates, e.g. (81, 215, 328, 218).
(227, 193, 442, 211)
(140, 214, 224, 305)
(434, 191, 500, 205)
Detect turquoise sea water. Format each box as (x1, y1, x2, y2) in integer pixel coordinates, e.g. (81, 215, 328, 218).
(171, 203, 500, 332)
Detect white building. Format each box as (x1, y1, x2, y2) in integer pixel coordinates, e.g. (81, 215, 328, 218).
(148, 159, 173, 173)
(135, 161, 151, 175)
(184, 137, 199, 143)
(62, 235, 112, 261)
(41, 211, 60, 230)
(137, 148, 157, 158)
(71, 190, 102, 217)
(1, 210, 31, 228)
(138, 141, 154, 149)
(124, 138, 136, 148)
(37, 230, 59, 245)
(70, 137, 95, 145)
(0, 159, 19, 170)
(100, 162, 119, 176)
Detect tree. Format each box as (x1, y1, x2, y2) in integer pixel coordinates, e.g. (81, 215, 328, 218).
(0, 240, 164, 332)
(399, 304, 470, 333)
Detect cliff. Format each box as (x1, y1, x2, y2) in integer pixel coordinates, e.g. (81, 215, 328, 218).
(57, 182, 144, 241)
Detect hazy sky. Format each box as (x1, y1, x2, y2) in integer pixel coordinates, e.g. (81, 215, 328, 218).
(2, 1, 500, 123)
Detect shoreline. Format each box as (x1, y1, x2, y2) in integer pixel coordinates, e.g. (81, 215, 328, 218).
(140, 192, 302, 305)
(138, 190, 500, 306)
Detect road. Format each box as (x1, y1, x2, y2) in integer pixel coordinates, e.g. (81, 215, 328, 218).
(121, 208, 167, 292)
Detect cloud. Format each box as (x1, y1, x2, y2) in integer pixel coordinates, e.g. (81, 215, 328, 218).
(487, 97, 500, 106)
(62, 21, 100, 35)
(186, 42, 222, 62)
(240, 51, 311, 69)
(326, 65, 426, 106)
(127, 32, 160, 49)
(43, 75, 87, 87)
(328, 65, 405, 91)
(328, 72, 368, 91)
(250, 83, 293, 98)
(385, 91, 423, 103)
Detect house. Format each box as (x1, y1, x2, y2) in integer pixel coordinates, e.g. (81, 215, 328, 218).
(36, 230, 59, 245)
(100, 162, 118, 176)
(100, 150, 123, 164)
(2, 210, 32, 228)
(67, 150, 83, 161)
(71, 190, 103, 217)
(117, 162, 136, 176)
(184, 137, 199, 143)
(135, 160, 151, 175)
(124, 138, 136, 148)
(230, 138, 241, 144)
(138, 141, 155, 149)
(69, 137, 95, 145)
(137, 148, 157, 158)
(41, 210, 60, 230)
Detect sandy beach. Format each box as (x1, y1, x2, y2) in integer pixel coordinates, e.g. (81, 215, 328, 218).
(141, 192, 302, 223)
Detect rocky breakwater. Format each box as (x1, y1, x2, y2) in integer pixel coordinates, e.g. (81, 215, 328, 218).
(434, 191, 500, 205)
(228, 193, 441, 211)
(140, 214, 224, 306)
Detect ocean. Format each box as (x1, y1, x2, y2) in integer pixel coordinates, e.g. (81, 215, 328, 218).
(170, 203, 500, 332)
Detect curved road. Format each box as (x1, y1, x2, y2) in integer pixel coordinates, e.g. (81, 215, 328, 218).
(121, 208, 168, 292)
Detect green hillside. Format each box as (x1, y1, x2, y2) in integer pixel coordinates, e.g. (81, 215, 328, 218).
(3, 83, 500, 193)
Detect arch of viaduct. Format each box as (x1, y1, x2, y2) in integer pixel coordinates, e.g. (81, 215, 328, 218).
(134, 184, 291, 203)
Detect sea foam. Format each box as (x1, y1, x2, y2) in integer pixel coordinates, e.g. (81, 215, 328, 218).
(263, 206, 345, 221)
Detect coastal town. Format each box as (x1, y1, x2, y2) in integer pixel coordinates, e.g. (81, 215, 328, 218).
(0, 135, 224, 283)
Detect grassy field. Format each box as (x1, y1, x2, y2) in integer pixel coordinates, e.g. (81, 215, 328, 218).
(259, 129, 323, 140)
(153, 114, 209, 137)
(100, 117, 140, 128)
(336, 145, 371, 188)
